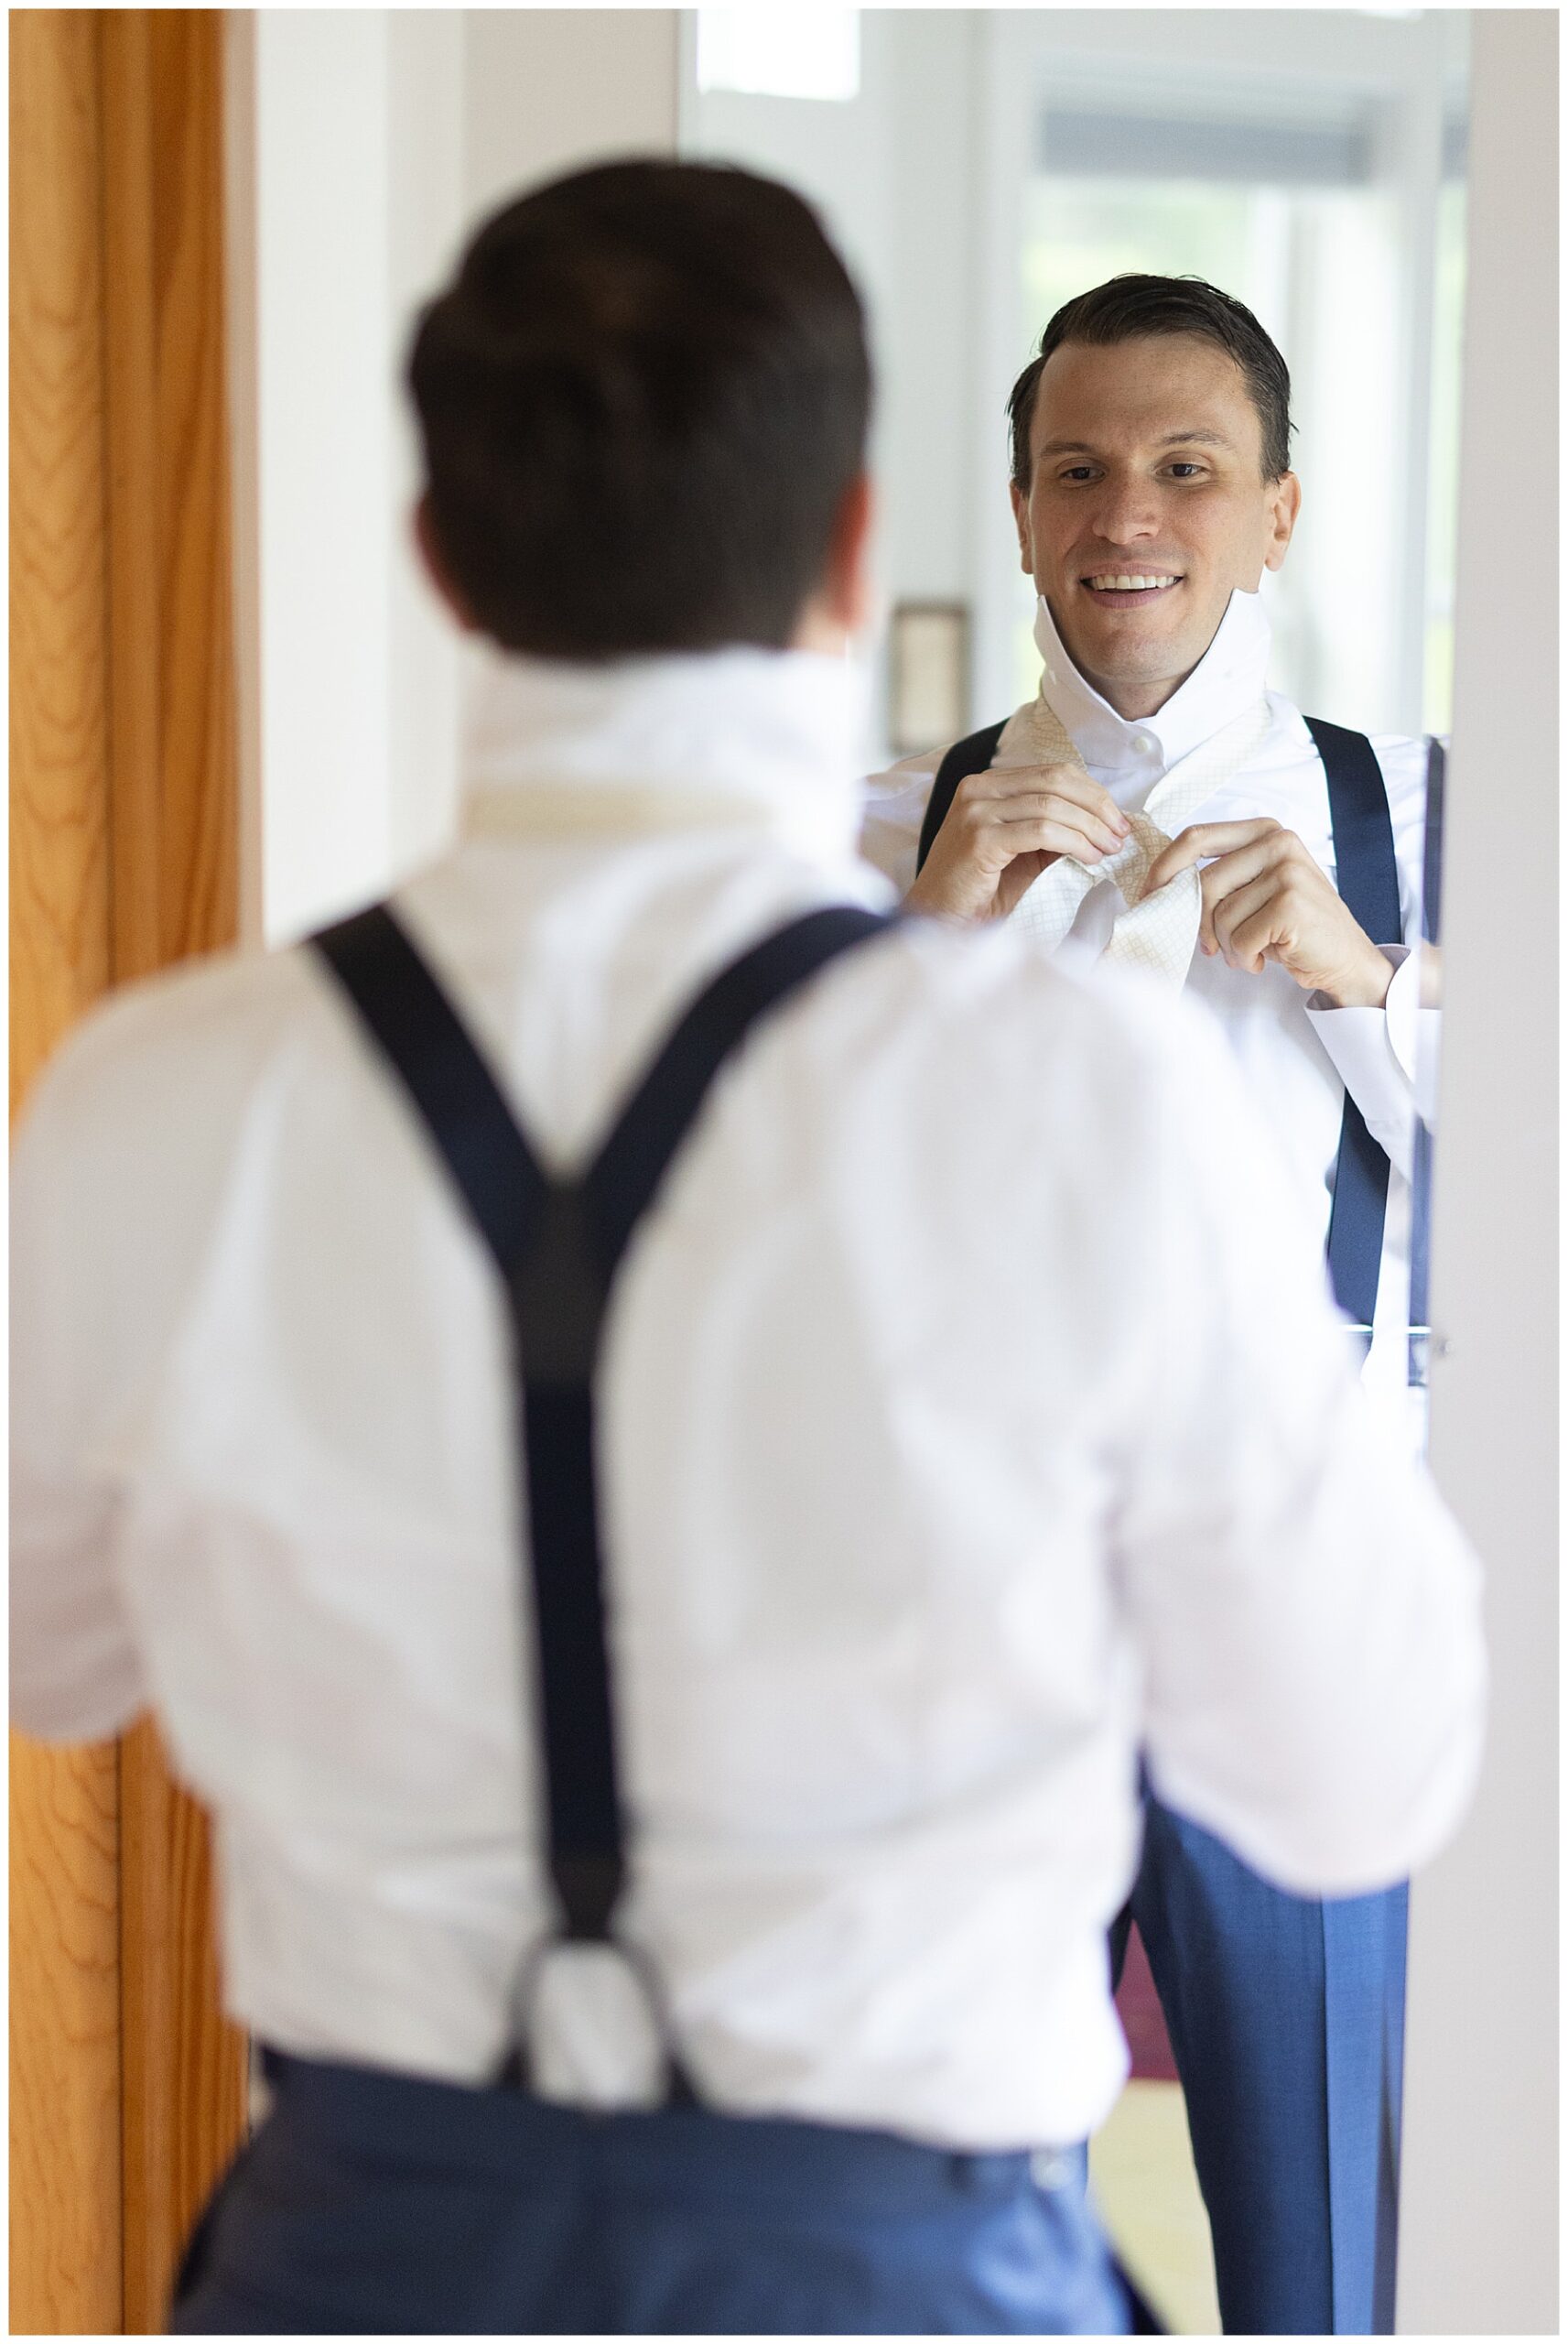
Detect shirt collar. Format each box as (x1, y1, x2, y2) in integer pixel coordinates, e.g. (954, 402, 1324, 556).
(1031, 586, 1272, 773)
(460, 641, 868, 863)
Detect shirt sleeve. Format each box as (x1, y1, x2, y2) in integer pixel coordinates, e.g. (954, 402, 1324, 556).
(11, 1028, 150, 1744)
(1111, 989, 1484, 1896)
(859, 750, 946, 900)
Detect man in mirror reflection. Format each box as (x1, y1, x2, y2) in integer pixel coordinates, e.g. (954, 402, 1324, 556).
(13, 185, 1479, 2336)
(863, 277, 1443, 2335)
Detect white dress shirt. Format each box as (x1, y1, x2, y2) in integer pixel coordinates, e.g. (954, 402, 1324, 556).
(11, 645, 1482, 2152)
(861, 590, 1440, 1428)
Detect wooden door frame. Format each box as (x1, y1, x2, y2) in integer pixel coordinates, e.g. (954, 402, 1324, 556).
(11, 14, 248, 2331)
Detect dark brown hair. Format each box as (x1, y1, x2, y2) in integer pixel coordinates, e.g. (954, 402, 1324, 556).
(408, 158, 871, 659)
(1008, 274, 1294, 490)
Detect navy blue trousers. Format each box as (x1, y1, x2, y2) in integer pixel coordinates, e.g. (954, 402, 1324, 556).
(1115, 1797, 1409, 2335)
(171, 2049, 1131, 2335)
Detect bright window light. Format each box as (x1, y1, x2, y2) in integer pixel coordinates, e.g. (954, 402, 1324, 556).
(696, 9, 860, 103)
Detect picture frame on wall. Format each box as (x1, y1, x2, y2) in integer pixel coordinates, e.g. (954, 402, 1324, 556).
(888, 600, 970, 755)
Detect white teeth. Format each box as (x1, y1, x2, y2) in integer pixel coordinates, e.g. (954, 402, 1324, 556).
(1087, 575, 1178, 591)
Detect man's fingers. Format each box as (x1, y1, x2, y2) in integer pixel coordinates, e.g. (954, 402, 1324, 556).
(959, 764, 1130, 836)
(1193, 838, 1288, 939)
(1209, 873, 1282, 965)
(1227, 902, 1298, 976)
(1143, 818, 1281, 894)
(994, 796, 1126, 856)
(997, 815, 1119, 864)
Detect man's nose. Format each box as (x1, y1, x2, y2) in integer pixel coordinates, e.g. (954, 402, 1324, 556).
(1087, 478, 1162, 545)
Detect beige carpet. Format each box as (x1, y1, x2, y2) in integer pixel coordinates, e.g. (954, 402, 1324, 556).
(1089, 2080, 1221, 2336)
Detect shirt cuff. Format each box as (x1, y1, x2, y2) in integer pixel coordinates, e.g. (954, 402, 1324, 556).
(1305, 946, 1422, 1183)
(1382, 944, 1443, 1129)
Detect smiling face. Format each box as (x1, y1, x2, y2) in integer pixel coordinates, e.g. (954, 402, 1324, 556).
(1011, 334, 1301, 720)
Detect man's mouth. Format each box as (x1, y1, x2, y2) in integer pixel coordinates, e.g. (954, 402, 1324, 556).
(1080, 572, 1184, 604)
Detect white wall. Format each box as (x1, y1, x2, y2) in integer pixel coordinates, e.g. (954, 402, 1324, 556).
(1397, 12, 1558, 2332)
(678, 9, 903, 750)
(466, 9, 680, 222)
(228, 10, 679, 943)
(229, 11, 466, 944)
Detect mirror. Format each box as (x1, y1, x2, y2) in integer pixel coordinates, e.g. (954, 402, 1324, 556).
(682, 10, 1467, 2329)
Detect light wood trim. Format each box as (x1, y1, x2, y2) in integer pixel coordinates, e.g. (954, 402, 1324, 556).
(9, 1742, 124, 2336)
(97, 10, 163, 982)
(99, 14, 248, 2329)
(11, 12, 247, 2331)
(9, 6, 114, 1114)
(125, 10, 240, 971)
(9, 15, 123, 2330)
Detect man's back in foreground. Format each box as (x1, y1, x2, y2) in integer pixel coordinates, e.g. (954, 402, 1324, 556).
(10, 162, 1483, 2337)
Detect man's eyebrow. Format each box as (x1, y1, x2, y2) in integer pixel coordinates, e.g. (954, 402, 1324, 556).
(1156, 429, 1235, 450)
(1033, 429, 1237, 456)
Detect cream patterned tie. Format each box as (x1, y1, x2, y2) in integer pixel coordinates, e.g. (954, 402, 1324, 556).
(1008, 694, 1273, 988)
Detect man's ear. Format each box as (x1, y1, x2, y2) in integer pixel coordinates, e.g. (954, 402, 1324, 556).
(1263, 471, 1302, 573)
(1010, 479, 1035, 578)
(825, 472, 876, 635)
(413, 495, 480, 631)
(793, 472, 877, 649)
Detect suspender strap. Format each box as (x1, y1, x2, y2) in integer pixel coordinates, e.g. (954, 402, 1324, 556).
(311, 898, 896, 2092)
(311, 907, 549, 1271)
(914, 722, 1008, 875)
(1305, 719, 1403, 947)
(311, 910, 627, 1934)
(1419, 736, 1445, 947)
(1303, 719, 1402, 1335)
(1407, 737, 1444, 1375)
(585, 907, 896, 1269)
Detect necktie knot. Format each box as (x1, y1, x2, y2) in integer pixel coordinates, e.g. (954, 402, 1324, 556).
(1099, 809, 1172, 909)
(1005, 691, 1272, 986)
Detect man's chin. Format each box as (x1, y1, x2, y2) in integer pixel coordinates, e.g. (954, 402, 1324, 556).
(1056, 603, 1221, 702)
(1073, 628, 1196, 689)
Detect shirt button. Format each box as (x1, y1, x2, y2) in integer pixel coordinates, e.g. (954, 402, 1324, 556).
(1133, 733, 1156, 754)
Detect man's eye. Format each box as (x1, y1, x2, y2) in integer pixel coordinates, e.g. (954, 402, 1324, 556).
(1165, 463, 1206, 480)
(1058, 467, 1098, 483)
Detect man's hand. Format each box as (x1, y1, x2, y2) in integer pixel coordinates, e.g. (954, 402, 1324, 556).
(1142, 819, 1394, 1006)
(905, 764, 1130, 922)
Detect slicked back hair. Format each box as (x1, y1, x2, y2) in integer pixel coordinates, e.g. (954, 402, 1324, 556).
(409, 158, 872, 659)
(1008, 274, 1294, 490)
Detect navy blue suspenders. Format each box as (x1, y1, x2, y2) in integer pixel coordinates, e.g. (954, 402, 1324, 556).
(917, 715, 1409, 1336)
(1406, 736, 1444, 1384)
(310, 901, 896, 2100)
(914, 723, 1008, 877)
(1302, 718, 1404, 1338)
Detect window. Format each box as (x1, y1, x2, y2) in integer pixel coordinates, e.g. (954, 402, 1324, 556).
(695, 9, 860, 104)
